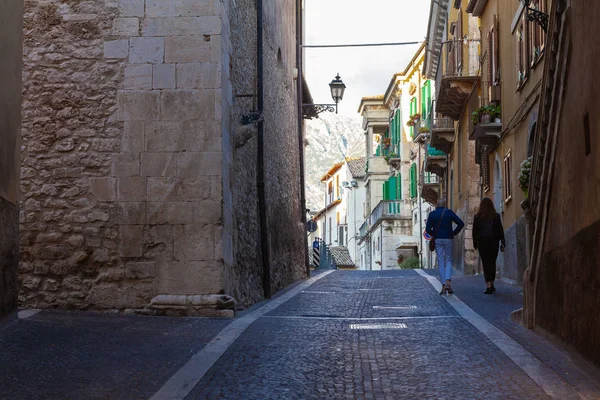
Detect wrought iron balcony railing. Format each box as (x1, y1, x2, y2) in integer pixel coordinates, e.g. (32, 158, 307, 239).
(359, 200, 411, 237)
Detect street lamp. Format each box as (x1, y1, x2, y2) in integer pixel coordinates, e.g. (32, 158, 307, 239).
(303, 73, 346, 119)
(520, 0, 549, 32)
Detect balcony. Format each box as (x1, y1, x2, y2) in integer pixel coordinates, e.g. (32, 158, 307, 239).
(367, 155, 389, 175)
(425, 145, 447, 177)
(412, 116, 430, 144)
(430, 117, 455, 154)
(359, 200, 411, 237)
(436, 39, 481, 121)
(468, 82, 502, 147)
(421, 173, 440, 206)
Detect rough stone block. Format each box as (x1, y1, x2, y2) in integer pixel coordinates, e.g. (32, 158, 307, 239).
(144, 121, 183, 152)
(176, 63, 220, 89)
(157, 260, 223, 294)
(210, 35, 221, 63)
(164, 36, 210, 63)
(180, 177, 213, 201)
(142, 16, 221, 37)
(124, 64, 153, 90)
(111, 153, 140, 177)
(89, 284, 152, 309)
(160, 90, 214, 121)
(117, 202, 145, 224)
(145, 0, 214, 17)
(122, 121, 145, 152)
(153, 64, 176, 89)
(117, 91, 160, 121)
(117, 177, 146, 201)
(146, 177, 183, 202)
(143, 225, 174, 260)
(119, 0, 145, 17)
(91, 139, 121, 152)
(129, 37, 164, 64)
(146, 202, 169, 224)
(191, 200, 221, 224)
(174, 224, 215, 261)
(89, 178, 116, 201)
(181, 120, 221, 152)
(178, 152, 222, 177)
(141, 153, 177, 176)
(104, 39, 129, 59)
(119, 225, 143, 257)
(126, 261, 156, 279)
(113, 18, 139, 36)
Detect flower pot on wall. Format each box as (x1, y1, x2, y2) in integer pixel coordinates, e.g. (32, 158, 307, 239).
(480, 113, 491, 124)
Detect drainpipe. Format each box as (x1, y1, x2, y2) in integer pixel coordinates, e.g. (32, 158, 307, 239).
(296, 0, 310, 277)
(256, 0, 271, 299)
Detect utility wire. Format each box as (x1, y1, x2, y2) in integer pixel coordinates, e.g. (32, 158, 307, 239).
(302, 41, 423, 48)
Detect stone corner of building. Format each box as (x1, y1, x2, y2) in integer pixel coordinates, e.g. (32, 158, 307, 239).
(147, 293, 237, 318)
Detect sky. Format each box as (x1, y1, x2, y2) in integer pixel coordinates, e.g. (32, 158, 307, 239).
(304, 0, 432, 117)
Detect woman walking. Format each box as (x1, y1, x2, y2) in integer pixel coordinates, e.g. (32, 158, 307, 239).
(473, 198, 506, 294)
(426, 199, 464, 295)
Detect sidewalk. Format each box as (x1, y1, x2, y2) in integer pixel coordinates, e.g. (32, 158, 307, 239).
(424, 269, 600, 399)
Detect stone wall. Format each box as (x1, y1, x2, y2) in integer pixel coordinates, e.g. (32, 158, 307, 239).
(20, 0, 305, 313)
(20, 0, 227, 314)
(0, 0, 24, 318)
(226, 0, 305, 307)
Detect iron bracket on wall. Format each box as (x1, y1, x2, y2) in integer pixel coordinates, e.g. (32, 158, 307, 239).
(526, 7, 548, 32)
(241, 111, 264, 125)
(302, 104, 336, 120)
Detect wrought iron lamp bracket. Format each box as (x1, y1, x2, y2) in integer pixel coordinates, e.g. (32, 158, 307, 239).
(526, 6, 548, 32)
(302, 103, 337, 119)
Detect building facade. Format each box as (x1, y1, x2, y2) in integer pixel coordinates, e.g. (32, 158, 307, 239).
(424, 0, 483, 275)
(19, 0, 306, 315)
(524, 0, 600, 365)
(0, 0, 24, 318)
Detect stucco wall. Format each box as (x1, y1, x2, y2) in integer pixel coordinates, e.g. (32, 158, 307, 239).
(535, 0, 600, 364)
(0, 0, 24, 318)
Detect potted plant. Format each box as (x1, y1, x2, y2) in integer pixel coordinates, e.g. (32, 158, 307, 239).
(518, 156, 532, 198)
(418, 126, 429, 133)
(382, 137, 391, 148)
(471, 104, 501, 126)
(384, 152, 398, 164)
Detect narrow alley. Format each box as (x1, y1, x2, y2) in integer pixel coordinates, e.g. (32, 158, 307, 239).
(2, 270, 599, 399)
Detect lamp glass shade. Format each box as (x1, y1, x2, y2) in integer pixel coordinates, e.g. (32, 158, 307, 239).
(329, 74, 346, 104)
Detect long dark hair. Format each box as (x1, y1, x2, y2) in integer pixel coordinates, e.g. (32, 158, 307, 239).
(477, 197, 497, 221)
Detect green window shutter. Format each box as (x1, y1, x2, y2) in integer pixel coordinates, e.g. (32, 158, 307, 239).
(389, 177, 397, 200)
(397, 174, 402, 200)
(383, 181, 388, 200)
(421, 86, 425, 117)
(426, 81, 431, 118)
(410, 164, 417, 199)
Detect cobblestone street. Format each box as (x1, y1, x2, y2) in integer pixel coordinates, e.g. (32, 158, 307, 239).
(3, 269, 600, 399)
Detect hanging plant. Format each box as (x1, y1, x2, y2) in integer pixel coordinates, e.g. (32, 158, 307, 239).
(518, 156, 532, 198)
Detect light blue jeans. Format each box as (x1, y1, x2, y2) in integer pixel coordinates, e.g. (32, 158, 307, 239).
(435, 239, 453, 283)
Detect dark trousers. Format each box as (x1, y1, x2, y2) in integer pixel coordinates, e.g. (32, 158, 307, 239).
(478, 238, 499, 282)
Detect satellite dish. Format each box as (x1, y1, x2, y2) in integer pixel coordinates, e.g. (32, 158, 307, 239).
(306, 220, 318, 233)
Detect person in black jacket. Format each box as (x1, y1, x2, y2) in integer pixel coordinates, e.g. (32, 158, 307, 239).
(473, 197, 506, 294)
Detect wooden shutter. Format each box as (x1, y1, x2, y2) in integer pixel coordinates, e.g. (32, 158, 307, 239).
(397, 175, 402, 200)
(389, 177, 397, 200)
(457, 9, 463, 72)
(383, 181, 389, 201)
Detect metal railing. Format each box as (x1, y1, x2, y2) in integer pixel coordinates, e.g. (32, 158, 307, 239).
(468, 81, 496, 134)
(427, 144, 445, 157)
(359, 200, 411, 236)
(441, 39, 481, 79)
(432, 117, 454, 130)
(422, 172, 440, 185)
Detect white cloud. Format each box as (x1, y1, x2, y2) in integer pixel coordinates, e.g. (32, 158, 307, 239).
(304, 0, 431, 116)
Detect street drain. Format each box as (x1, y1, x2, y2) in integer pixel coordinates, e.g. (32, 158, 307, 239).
(373, 306, 418, 310)
(301, 314, 342, 318)
(350, 323, 407, 330)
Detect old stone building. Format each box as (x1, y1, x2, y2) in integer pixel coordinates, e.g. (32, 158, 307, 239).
(0, 0, 24, 318)
(524, 0, 600, 365)
(19, 0, 306, 315)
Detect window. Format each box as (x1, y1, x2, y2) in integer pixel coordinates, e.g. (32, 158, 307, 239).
(328, 181, 333, 204)
(336, 175, 339, 199)
(410, 164, 417, 198)
(516, 14, 529, 89)
(328, 217, 332, 243)
(529, 0, 546, 66)
(338, 225, 344, 245)
(487, 15, 500, 102)
(503, 150, 512, 202)
(409, 97, 417, 137)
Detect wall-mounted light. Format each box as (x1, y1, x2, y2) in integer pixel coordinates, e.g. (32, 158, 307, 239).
(520, 0, 548, 32)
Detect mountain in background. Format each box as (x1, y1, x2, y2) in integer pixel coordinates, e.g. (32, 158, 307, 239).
(304, 113, 364, 212)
